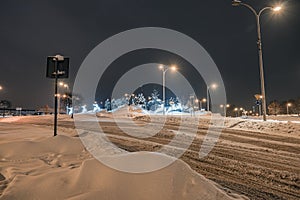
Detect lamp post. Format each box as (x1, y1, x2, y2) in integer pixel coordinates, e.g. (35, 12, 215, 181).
(59, 82, 69, 91)
(234, 107, 239, 117)
(226, 104, 230, 117)
(240, 107, 244, 116)
(287, 103, 292, 115)
(159, 64, 177, 115)
(202, 98, 207, 111)
(220, 104, 230, 117)
(207, 83, 217, 112)
(195, 99, 199, 110)
(58, 82, 69, 114)
(220, 104, 224, 115)
(232, 0, 282, 121)
(195, 98, 206, 111)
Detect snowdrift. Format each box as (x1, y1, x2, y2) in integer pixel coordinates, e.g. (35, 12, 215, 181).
(0, 123, 247, 200)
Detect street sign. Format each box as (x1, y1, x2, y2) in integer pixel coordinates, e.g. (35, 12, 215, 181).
(47, 54, 70, 137)
(46, 57, 69, 78)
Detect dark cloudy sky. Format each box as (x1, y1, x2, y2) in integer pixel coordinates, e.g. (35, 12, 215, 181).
(0, 0, 299, 109)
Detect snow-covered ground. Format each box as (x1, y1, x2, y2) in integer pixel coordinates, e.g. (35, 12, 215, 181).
(0, 110, 299, 199)
(0, 115, 248, 200)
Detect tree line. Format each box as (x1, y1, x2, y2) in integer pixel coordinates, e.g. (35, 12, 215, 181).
(268, 98, 300, 115)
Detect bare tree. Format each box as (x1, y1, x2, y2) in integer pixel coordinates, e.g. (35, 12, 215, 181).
(268, 101, 281, 116)
(0, 100, 12, 109)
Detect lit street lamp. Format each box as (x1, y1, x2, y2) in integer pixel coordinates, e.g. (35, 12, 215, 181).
(59, 81, 69, 90)
(232, 0, 282, 121)
(58, 82, 70, 113)
(195, 98, 206, 110)
(0, 85, 2, 91)
(240, 107, 244, 116)
(220, 104, 230, 117)
(234, 107, 239, 117)
(287, 103, 292, 115)
(195, 99, 199, 110)
(159, 64, 177, 115)
(207, 83, 217, 112)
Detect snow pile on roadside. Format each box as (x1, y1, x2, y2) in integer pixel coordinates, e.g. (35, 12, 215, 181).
(227, 118, 300, 135)
(0, 123, 248, 200)
(1, 156, 246, 200)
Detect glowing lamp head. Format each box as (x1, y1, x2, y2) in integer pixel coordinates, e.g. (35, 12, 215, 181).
(232, 0, 241, 7)
(210, 83, 218, 89)
(273, 6, 282, 12)
(202, 98, 207, 102)
(170, 65, 177, 71)
(287, 103, 292, 107)
(159, 65, 164, 70)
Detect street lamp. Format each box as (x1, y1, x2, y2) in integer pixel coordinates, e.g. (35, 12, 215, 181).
(201, 98, 207, 110)
(226, 104, 230, 117)
(274, 7, 282, 12)
(207, 83, 217, 112)
(287, 103, 292, 115)
(159, 64, 177, 115)
(240, 107, 244, 116)
(55, 93, 61, 114)
(220, 104, 230, 117)
(220, 104, 224, 114)
(234, 107, 239, 117)
(59, 81, 69, 90)
(232, 0, 282, 121)
(195, 99, 199, 110)
(0, 85, 2, 91)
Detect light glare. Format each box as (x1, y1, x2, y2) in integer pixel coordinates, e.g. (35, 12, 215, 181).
(273, 6, 282, 12)
(211, 83, 218, 89)
(171, 65, 177, 71)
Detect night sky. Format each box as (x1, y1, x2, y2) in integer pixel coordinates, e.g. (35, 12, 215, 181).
(0, 0, 299, 109)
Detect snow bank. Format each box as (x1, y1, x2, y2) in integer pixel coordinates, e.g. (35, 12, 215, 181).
(1, 155, 244, 200)
(227, 118, 300, 135)
(0, 122, 247, 200)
